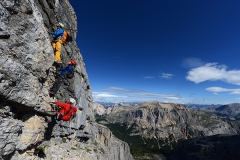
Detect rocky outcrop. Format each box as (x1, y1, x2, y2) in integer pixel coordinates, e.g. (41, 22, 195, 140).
(93, 103, 106, 115)
(12, 123, 133, 160)
(0, 106, 23, 157)
(195, 103, 240, 120)
(94, 124, 133, 160)
(0, 0, 132, 159)
(214, 103, 240, 120)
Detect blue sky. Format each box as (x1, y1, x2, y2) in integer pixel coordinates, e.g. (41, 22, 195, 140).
(69, 0, 240, 104)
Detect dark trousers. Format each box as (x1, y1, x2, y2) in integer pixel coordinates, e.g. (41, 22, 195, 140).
(50, 76, 64, 94)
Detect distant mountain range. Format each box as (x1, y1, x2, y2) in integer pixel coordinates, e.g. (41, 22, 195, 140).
(195, 103, 240, 121)
(95, 102, 223, 108)
(93, 102, 240, 159)
(185, 103, 222, 108)
(94, 102, 240, 120)
(94, 101, 141, 108)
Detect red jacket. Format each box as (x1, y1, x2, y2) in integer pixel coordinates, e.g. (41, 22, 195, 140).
(61, 107, 78, 121)
(55, 101, 71, 115)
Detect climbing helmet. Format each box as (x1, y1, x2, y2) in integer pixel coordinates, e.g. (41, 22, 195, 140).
(70, 59, 76, 66)
(69, 98, 76, 105)
(58, 22, 64, 28)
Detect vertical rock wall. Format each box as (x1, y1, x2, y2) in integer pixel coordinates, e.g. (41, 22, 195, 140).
(0, 0, 133, 159)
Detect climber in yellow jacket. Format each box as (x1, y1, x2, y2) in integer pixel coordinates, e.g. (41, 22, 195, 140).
(46, 23, 64, 63)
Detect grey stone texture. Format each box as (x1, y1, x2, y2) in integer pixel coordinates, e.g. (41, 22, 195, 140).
(0, 106, 23, 156)
(0, 0, 133, 159)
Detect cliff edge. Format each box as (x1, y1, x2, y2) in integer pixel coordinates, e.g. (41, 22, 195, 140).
(0, 0, 132, 159)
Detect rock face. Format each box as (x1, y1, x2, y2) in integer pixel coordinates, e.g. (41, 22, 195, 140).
(0, 0, 133, 159)
(93, 103, 106, 115)
(214, 103, 240, 120)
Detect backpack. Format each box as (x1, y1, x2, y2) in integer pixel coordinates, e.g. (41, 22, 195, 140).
(62, 30, 73, 43)
(66, 69, 74, 79)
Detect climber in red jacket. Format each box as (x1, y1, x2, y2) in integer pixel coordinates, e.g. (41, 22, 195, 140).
(54, 98, 77, 121)
(61, 106, 78, 121)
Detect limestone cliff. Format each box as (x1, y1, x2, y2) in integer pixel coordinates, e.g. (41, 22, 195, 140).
(0, 0, 132, 159)
(93, 103, 106, 115)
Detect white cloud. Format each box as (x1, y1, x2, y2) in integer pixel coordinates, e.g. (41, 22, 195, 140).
(93, 92, 123, 98)
(160, 73, 173, 79)
(144, 76, 154, 79)
(107, 87, 127, 91)
(92, 92, 127, 102)
(206, 87, 240, 94)
(186, 63, 240, 85)
(182, 58, 205, 68)
(92, 87, 182, 102)
(92, 87, 238, 104)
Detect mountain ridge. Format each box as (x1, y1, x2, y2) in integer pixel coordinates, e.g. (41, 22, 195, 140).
(94, 101, 240, 158)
